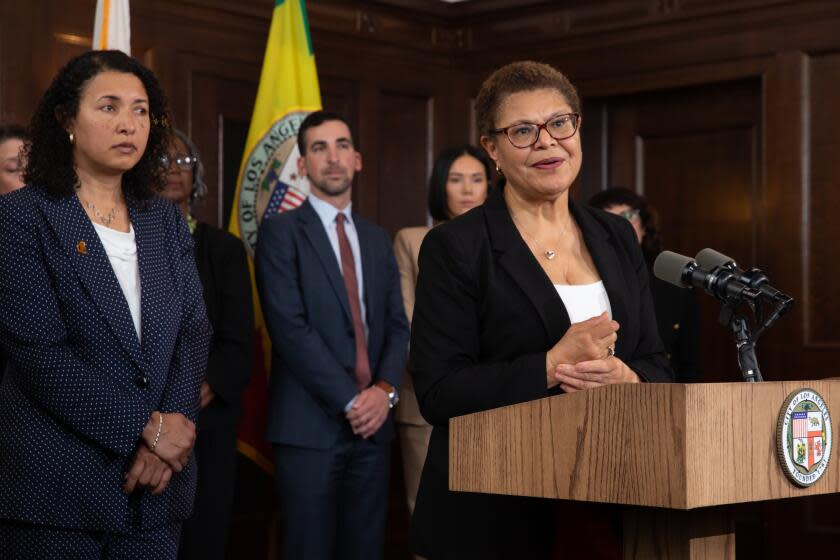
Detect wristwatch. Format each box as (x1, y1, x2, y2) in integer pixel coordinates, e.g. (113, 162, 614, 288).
(375, 380, 399, 409)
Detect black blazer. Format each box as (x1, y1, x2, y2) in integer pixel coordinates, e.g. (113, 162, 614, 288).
(408, 188, 672, 559)
(193, 222, 254, 429)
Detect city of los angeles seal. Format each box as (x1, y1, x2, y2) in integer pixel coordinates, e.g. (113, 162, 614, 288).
(776, 388, 832, 487)
(237, 111, 311, 256)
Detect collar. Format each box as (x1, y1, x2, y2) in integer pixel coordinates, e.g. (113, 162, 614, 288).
(307, 193, 353, 228)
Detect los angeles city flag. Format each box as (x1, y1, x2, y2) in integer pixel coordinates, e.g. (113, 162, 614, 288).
(92, 0, 131, 54)
(229, 0, 322, 472)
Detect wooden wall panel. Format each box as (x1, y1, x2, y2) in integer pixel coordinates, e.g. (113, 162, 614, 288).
(806, 52, 840, 348)
(376, 90, 433, 235)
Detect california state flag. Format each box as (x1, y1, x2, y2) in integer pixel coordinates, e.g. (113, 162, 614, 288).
(92, 0, 131, 55)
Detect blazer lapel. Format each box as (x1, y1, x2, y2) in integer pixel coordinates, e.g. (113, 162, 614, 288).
(298, 199, 352, 322)
(355, 216, 377, 330)
(130, 201, 163, 356)
(39, 193, 144, 367)
(484, 189, 571, 344)
(570, 201, 631, 357)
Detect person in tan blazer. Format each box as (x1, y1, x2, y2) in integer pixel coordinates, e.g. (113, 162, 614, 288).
(393, 145, 492, 519)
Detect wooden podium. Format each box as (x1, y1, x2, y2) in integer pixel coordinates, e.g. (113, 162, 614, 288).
(449, 380, 840, 559)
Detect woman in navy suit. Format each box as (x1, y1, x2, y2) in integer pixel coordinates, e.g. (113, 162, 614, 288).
(0, 50, 211, 558)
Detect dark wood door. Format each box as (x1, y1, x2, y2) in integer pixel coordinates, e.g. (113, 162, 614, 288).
(606, 79, 762, 383)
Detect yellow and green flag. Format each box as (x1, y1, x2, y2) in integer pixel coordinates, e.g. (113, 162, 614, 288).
(229, 0, 321, 472)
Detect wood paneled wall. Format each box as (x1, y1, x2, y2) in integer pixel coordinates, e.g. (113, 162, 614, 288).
(4, 0, 840, 556)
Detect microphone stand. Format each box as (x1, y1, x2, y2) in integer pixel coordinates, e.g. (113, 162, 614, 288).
(717, 293, 793, 383)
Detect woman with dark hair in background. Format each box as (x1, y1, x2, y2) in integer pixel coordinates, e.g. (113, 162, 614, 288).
(393, 145, 492, 527)
(160, 128, 254, 560)
(0, 124, 27, 195)
(589, 187, 702, 382)
(0, 50, 211, 558)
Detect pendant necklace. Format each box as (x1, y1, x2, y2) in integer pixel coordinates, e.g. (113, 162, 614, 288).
(511, 214, 568, 261)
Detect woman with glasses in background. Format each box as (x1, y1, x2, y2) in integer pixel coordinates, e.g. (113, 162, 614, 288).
(160, 129, 254, 560)
(408, 61, 672, 559)
(589, 187, 701, 383)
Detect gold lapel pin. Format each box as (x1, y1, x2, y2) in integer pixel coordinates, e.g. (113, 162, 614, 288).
(76, 240, 88, 255)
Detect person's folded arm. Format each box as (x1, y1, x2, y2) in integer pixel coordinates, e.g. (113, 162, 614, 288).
(373, 229, 409, 391)
(158, 203, 213, 423)
(408, 227, 551, 427)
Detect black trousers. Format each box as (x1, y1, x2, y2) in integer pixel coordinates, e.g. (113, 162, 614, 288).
(178, 425, 238, 560)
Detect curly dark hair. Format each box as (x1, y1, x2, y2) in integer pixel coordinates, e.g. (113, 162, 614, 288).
(475, 61, 581, 138)
(427, 145, 493, 221)
(588, 187, 663, 265)
(24, 50, 172, 202)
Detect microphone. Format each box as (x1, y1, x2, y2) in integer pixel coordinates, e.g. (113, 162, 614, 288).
(653, 250, 761, 303)
(695, 248, 793, 305)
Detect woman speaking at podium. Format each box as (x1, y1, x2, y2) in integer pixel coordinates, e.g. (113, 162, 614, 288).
(408, 61, 673, 559)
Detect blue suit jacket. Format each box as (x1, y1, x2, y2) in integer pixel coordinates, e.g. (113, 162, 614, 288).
(255, 199, 409, 449)
(0, 186, 211, 532)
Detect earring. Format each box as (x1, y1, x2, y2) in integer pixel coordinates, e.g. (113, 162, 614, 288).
(495, 163, 503, 176)
(69, 132, 74, 144)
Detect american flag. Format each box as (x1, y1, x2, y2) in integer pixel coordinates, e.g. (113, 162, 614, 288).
(792, 411, 808, 438)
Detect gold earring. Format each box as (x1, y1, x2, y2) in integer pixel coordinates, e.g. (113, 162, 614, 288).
(495, 163, 503, 176)
(69, 132, 74, 144)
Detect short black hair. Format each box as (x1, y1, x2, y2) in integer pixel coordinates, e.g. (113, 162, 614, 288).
(428, 145, 493, 222)
(24, 50, 171, 202)
(0, 124, 27, 144)
(588, 186, 663, 265)
(297, 110, 354, 156)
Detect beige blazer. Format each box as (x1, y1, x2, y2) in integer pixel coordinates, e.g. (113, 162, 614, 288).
(393, 226, 431, 426)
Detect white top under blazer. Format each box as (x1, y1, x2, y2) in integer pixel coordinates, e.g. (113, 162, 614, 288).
(93, 221, 142, 341)
(553, 280, 612, 324)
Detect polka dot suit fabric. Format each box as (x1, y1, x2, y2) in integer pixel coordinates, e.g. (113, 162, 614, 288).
(0, 518, 180, 559)
(0, 187, 212, 541)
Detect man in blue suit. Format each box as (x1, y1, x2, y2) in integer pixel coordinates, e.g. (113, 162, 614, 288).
(255, 111, 409, 560)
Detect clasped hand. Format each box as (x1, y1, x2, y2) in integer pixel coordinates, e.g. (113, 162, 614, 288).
(546, 312, 639, 392)
(124, 411, 196, 495)
(346, 386, 390, 439)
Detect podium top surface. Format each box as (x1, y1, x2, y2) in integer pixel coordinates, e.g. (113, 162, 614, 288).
(449, 379, 840, 509)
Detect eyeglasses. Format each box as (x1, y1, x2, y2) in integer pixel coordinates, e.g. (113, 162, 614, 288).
(491, 113, 580, 149)
(160, 154, 198, 170)
(618, 209, 641, 222)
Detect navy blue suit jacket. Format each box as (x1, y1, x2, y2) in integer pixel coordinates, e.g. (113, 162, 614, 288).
(0, 186, 211, 532)
(255, 198, 409, 449)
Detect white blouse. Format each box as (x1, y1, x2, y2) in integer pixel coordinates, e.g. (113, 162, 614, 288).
(554, 281, 612, 324)
(93, 222, 142, 341)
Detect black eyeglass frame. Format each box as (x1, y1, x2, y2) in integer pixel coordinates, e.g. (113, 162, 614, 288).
(490, 113, 581, 149)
